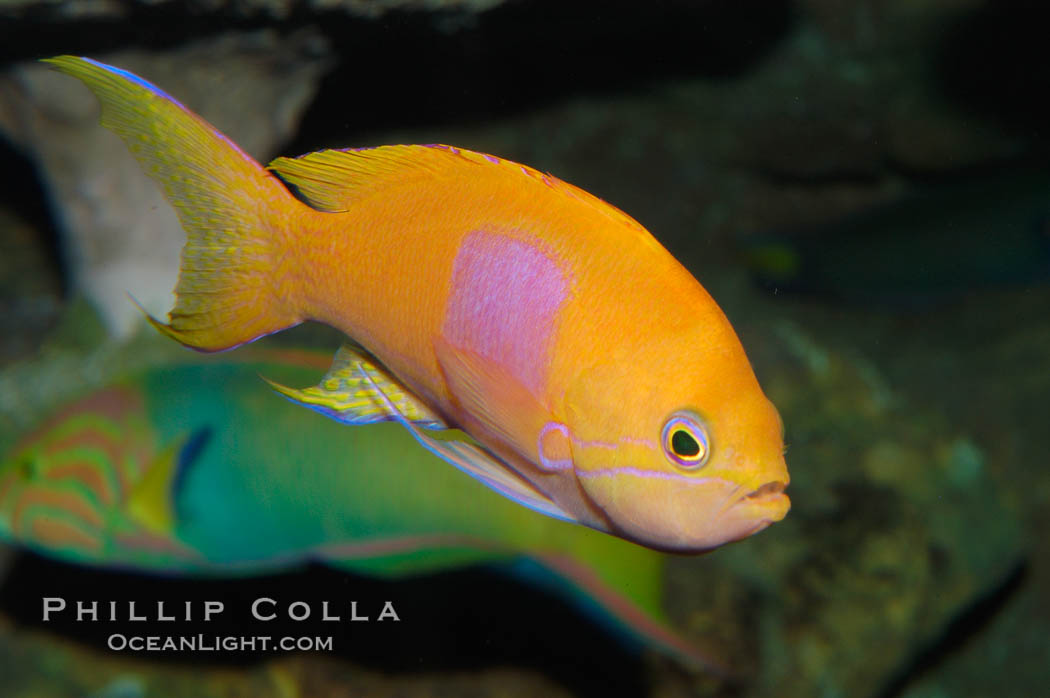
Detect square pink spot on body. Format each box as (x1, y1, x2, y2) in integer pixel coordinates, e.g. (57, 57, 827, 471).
(443, 230, 569, 394)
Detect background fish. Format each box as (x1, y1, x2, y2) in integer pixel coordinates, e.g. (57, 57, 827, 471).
(45, 55, 789, 552)
(0, 351, 716, 672)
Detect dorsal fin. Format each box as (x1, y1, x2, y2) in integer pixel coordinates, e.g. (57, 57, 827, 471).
(266, 144, 647, 233)
(267, 145, 452, 212)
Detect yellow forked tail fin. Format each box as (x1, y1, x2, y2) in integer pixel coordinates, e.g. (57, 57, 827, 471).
(44, 55, 304, 351)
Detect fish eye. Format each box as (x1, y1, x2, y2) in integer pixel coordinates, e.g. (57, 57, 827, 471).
(16, 453, 40, 480)
(661, 412, 709, 469)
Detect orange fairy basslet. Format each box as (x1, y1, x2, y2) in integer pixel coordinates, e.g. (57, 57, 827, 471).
(46, 55, 790, 552)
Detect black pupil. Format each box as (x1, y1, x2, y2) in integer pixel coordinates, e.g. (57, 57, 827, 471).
(671, 429, 700, 457)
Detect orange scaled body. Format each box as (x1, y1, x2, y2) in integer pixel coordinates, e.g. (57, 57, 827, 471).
(48, 55, 790, 552)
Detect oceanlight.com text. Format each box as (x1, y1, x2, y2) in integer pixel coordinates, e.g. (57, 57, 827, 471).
(107, 633, 334, 652)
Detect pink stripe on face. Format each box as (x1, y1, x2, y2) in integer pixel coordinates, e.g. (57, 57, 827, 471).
(537, 421, 574, 472)
(577, 467, 724, 486)
(443, 229, 568, 394)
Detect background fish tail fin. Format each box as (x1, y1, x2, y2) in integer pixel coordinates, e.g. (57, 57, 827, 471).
(44, 55, 304, 351)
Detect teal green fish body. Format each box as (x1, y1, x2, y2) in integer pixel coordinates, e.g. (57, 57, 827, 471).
(0, 350, 710, 669)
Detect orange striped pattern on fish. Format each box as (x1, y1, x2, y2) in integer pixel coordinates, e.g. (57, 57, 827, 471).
(0, 385, 197, 562)
(47, 56, 790, 552)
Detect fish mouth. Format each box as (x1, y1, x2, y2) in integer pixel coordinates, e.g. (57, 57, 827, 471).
(745, 480, 787, 500)
(735, 479, 790, 525)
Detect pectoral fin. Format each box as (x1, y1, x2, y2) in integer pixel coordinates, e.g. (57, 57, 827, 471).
(354, 362, 576, 524)
(126, 427, 210, 536)
(433, 337, 553, 463)
(263, 343, 444, 428)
